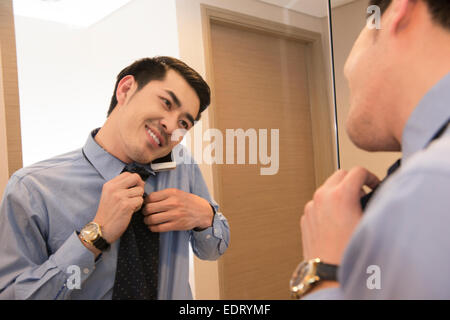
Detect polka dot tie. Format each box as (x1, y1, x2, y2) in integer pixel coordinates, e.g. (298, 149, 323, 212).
(112, 163, 159, 300)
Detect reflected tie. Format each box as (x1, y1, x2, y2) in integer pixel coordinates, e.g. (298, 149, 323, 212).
(112, 163, 159, 300)
(360, 159, 401, 211)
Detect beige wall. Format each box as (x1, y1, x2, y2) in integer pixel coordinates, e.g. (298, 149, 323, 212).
(0, 46, 9, 197)
(0, 0, 22, 198)
(331, 0, 400, 177)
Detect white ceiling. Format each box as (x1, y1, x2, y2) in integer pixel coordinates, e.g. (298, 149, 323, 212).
(12, 0, 358, 28)
(257, 0, 358, 17)
(13, 0, 133, 28)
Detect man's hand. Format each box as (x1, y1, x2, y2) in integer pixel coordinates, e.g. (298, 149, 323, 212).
(142, 188, 214, 232)
(300, 167, 380, 265)
(92, 172, 146, 244)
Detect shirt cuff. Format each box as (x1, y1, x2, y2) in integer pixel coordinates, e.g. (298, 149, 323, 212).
(193, 213, 223, 240)
(51, 231, 97, 283)
(302, 287, 344, 300)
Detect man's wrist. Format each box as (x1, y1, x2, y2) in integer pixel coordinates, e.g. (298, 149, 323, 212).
(194, 203, 216, 232)
(77, 233, 102, 259)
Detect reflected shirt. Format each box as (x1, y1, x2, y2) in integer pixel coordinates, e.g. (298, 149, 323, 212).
(0, 129, 230, 299)
(306, 72, 450, 299)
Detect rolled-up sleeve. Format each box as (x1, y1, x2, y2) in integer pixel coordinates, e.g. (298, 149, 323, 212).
(0, 176, 96, 300)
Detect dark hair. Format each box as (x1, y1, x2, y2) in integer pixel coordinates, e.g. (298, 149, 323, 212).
(369, 0, 450, 30)
(107, 56, 211, 120)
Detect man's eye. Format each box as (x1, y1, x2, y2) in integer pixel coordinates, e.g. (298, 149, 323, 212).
(179, 120, 189, 129)
(162, 98, 171, 109)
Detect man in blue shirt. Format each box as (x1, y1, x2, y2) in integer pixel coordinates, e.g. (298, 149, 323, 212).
(0, 57, 230, 299)
(295, 0, 450, 298)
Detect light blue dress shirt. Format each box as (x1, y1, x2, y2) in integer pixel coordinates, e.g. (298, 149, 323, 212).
(305, 72, 450, 299)
(0, 129, 230, 300)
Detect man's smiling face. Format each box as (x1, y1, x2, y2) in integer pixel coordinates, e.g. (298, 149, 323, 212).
(113, 69, 200, 164)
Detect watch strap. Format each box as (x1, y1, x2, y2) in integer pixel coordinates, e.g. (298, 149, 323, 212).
(77, 229, 111, 252)
(316, 262, 338, 281)
(92, 235, 110, 251)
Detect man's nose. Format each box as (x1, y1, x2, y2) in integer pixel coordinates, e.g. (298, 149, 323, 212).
(160, 114, 179, 136)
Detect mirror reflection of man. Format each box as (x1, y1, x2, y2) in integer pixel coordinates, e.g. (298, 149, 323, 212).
(295, 0, 450, 299)
(0, 57, 230, 299)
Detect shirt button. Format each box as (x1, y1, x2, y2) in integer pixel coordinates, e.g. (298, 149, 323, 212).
(206, 235, 211, 240)
(83, 268, 90, 274)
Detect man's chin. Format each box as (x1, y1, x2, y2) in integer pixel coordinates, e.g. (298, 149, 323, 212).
(348, 130, 400, 152)
(346, 123, 378, 152)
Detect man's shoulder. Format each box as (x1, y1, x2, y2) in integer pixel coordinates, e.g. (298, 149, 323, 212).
(12, 149, 83, 185)
(401, 133, 450, 177)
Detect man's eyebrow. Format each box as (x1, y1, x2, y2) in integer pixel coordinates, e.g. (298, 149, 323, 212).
(166, 90, 181, 108)
(184, 112, 195, 127)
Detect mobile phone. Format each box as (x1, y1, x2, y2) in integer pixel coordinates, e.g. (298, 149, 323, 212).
(151, 151, 176, 172)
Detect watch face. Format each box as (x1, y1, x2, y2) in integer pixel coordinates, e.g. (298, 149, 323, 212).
(81, 223, 99, 242)
(290, 261, 309, 295)
(290, 259, 320, 299)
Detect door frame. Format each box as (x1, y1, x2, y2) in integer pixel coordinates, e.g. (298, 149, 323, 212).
(200, 4, 338, 298)
(0, 0, 23, 197)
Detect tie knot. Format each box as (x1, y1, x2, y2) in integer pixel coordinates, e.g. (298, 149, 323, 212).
(122, 163, 152, 181)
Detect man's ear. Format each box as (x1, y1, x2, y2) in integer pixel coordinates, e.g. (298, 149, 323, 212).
(116, 75, 136, 106)
(389, 0, 418, 35)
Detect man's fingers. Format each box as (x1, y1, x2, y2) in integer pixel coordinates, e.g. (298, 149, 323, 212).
(131, 196, 144, 213)
(126, 186, 145, 198)
(343, 167, 381, 194)
(142, 199, 172, 216)
(148, 221, 177, 233)
(144, 189, 175, 204)
(323, 169, 348, 188)
(143, 211, 172, 226)
(117, 172, 145, 189)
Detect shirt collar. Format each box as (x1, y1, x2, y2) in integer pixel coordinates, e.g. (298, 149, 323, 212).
(402, 72, 450, 163)
(82, 128, 155, 181)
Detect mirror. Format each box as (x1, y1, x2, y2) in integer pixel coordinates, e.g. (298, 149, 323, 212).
(12, 0, 338, 299)
(329, 0, 400, 178)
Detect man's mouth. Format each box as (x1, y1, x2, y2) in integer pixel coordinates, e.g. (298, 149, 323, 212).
(145, 125, 163, 147)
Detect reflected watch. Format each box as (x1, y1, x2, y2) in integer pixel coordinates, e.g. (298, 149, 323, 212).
(79, 222, 110, 252)
(290, 258, 338, 299)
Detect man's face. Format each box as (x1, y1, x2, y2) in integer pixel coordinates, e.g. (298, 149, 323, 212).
(343, 11, 401, 152)
(114, 69, 200, 164)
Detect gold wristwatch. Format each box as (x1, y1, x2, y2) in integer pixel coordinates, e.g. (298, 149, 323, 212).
(289, 258, 338, 299)
(79, 222, 110, 252)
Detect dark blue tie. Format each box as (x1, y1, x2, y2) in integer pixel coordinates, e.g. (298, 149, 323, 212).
(112, 163, 159, 300)
(360, 159, 401, 210)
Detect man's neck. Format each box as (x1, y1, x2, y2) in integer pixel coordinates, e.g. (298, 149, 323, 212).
(393, 34, 450, 146)
(94, 119, 132, 164)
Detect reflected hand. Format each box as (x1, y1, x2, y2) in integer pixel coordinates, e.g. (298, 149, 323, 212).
(142, 188, 214, 232)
